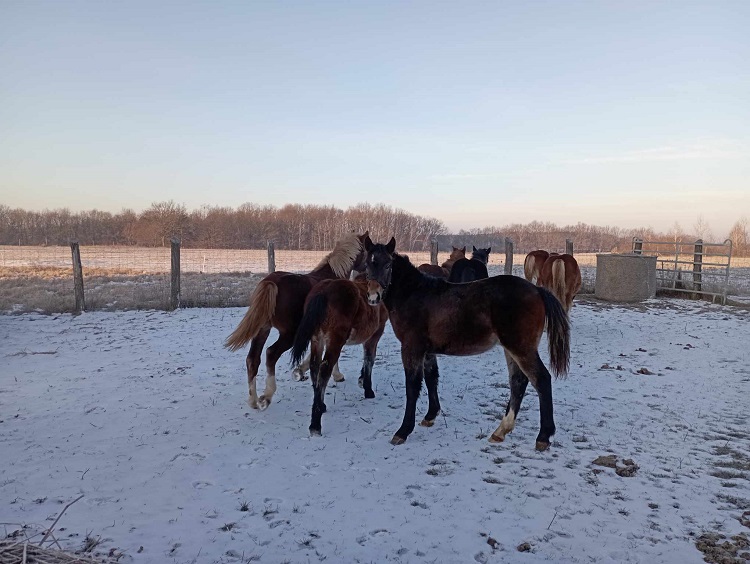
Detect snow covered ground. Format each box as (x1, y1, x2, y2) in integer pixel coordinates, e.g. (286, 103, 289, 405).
(1, 298, 749, 563)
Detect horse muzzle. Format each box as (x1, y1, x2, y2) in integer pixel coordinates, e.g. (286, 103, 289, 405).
(366, 280, 384, 305)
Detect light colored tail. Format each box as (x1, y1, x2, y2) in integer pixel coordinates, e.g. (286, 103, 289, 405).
(551, 259, 568, 312)
(523, 254, 536, 282)
(224, 280, 278, 352)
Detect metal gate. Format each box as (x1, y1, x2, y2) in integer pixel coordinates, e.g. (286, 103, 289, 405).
(632, 238, 733, 304)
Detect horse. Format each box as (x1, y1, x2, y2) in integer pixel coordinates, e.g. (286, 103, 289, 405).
(290, 275, 389, 435)
(417, 246, 466, 279)
(363, 237, 570, 451)
(224, 231, 369, 410)
(447, 246, 491, 283)
(523, 250, 550, 284)
(537, 253, 582, 314)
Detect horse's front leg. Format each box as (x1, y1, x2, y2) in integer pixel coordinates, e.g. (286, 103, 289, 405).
(391, 349, 425, 445)
(420, 354, 441, 427)
(359, 322, 385, 399)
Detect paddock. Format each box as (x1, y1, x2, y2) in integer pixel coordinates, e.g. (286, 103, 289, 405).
(1, 299, 749, 563)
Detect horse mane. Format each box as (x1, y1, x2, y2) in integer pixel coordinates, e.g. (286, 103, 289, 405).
(314, 233, 363, 278)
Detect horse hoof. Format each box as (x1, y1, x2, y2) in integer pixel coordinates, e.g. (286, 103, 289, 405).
(390, 436, 406, 446)
(247, 398, 258, 409)
(419, 418, 434, 427)
(364, 390, 375, 399)
(357, 376, 364, 388)
(292, 369, 304, 382)
(488, 433, 505, 444)
(257, 397, 270, 411)
(309, 429, 322, 437)
(333, 374, 345, 383)
(535, 440, 550, 451)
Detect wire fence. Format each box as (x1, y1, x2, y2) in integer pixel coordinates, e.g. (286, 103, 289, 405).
(1, 245, 749, 314)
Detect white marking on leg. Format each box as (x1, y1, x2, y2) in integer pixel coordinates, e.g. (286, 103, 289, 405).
(333, 362, 345, 383)
(293, 354, 311, 381)
(258, 367, 277, 410)
(492, 411, 516, 440)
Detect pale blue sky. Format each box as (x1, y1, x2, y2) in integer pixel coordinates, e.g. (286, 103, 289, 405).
(1, 1, 748, 235)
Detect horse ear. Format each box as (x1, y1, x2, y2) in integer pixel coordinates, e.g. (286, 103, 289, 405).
(364, 236, 374, 251)
(486, 247, 491, 254)
(472, 245, 478, 252)
(386, 237, 396, 254)
(461, 246, 466, 253)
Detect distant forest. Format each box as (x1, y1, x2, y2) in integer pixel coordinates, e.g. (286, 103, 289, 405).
(1, 202, 747, 255)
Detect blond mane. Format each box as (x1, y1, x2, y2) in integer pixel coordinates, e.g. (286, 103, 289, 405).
(314, 232, 363, 278)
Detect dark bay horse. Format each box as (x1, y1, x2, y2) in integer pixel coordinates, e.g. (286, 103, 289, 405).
(224, 232, 369, 410)
(364, 237, 570, 450)
(290, 275, 389, 435)
(538, 253, 582, 314)
(523, 250, 550, 284)
(447, 246, 491, 283)
(417, 246, 466, 279)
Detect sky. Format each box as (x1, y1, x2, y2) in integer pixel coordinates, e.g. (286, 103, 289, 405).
(1, 1, 748, 236)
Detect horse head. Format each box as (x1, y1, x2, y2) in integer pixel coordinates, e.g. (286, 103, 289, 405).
(471, 246, 492, 265)
(364, 236, 396, 305)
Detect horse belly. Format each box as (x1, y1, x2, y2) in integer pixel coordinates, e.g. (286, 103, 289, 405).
(435, 334, 499, 356)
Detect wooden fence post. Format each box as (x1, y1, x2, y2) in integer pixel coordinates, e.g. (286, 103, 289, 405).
(267, 241, 276, 273)
(430, 240, 439, 265)
(565, 239, 574, 255)
(504, 238, 513, 275)
(70, 241, 85, 313)
(693, 239, 703, 298)
(170, 238, 181, 310)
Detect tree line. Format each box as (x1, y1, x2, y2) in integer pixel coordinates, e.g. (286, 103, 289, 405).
(0, 202, 747, 256)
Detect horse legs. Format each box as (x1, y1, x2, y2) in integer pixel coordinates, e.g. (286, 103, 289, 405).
(310, 336, 344, 436)
(489, 351, 529, 443)
(498, 351, 556, 451)
(257, 330, 295, 410)
(358, 324, 385, 399)
(245, 327, 271, 409)
(292, 354, 344, 383)
(420, 354, 441, 427)
(391, 349, 425, 445)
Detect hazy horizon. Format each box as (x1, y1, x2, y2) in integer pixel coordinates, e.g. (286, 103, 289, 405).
(1, 1, 748, 238)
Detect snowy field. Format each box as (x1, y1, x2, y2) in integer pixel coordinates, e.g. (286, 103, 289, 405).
(2, 298, 750, 563)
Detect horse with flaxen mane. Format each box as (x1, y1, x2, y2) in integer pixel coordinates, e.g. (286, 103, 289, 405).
(523, 250, 550, 284)
(290, 274, 389, 435)
(224, 231, 369, 410)
(364, 237, 569, 450)
(417, 246, 466, 279)
(538, 253, 582, 314)
(447, 246, 491, 283)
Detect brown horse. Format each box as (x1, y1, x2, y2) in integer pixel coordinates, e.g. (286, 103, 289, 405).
(364, 237, 570, 450)
(224, 232, 369, 410)
(290, 275, 389, 435)
(417, 246, 466, 279)
(538, 253, 582, 314)
(523, 250, 550, 284)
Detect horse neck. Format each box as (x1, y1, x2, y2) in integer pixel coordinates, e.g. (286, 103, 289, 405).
(385, 254, 423, 308)
(309, 262, 340, 281)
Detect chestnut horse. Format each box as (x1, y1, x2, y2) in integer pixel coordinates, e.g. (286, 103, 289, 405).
(448, 246, 491, 283)
(538, 253, 582, 314)
(290, 275, 389, 435)
(224, 232, 368, 410)
(523, 250, 550, 284)
(417, 246, 466, 279)
(364, 237, 569, 450)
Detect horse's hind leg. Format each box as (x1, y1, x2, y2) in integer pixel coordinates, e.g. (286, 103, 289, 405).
(258, 330, 295, 410)
(420, 354, 441, 427)
(332, 362, 346, 383)
(292, 353, 311, 382)
(502, 351, 555, 451)
(490, 351, 528, 443)
(310, 337, 344, 436)
(246, 328, 271, 409)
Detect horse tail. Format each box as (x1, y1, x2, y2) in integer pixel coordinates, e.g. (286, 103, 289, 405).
(538, 287, 570, 378)
(290, 293, 328, 368)
(523, 254, 536, 282)
(224, 280, 278, 352)
(551, 259, 567, 311)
